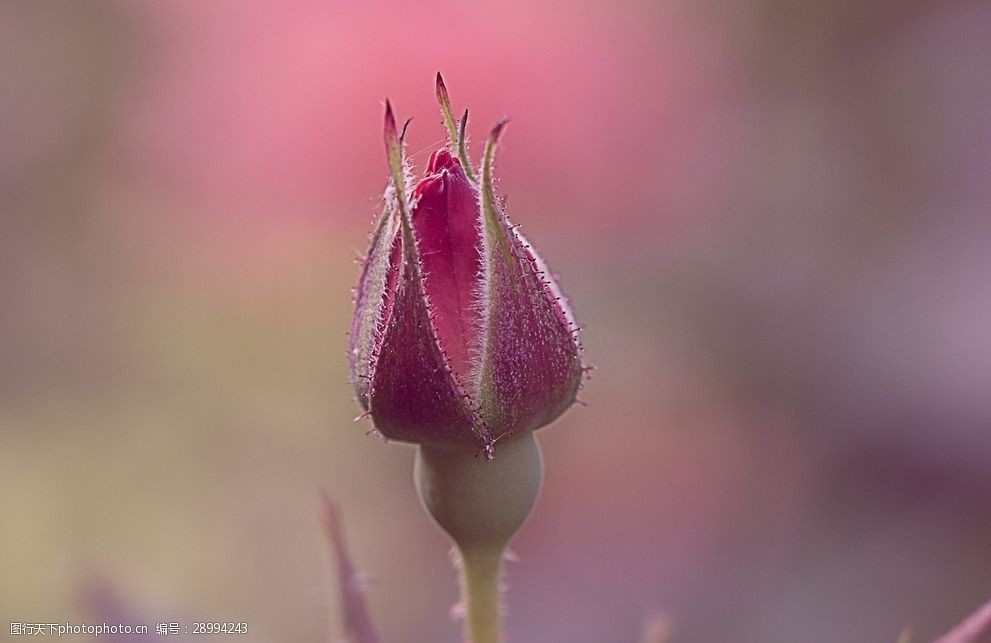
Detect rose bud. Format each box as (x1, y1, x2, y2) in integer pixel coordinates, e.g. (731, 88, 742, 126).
(348, 75, 584, 457)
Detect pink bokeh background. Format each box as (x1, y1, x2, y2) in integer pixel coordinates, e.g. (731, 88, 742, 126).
(2, 1, 990, 641)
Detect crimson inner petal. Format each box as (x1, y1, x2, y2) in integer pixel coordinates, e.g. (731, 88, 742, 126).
(411, 149, 481, 381)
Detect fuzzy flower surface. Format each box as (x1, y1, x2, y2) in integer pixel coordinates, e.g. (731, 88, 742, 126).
(348, 75, 584, 456)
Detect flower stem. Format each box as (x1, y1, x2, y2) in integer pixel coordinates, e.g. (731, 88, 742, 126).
(414, 433, 543, 643)
(460, 546, 504, 643)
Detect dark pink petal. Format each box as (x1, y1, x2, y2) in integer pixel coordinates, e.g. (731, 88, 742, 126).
(368, 224, 479, 447)
(410, 149, 482, 382)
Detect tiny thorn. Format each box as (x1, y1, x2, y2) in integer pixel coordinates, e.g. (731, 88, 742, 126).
(353, 410, 372, 422)
(575, 398, 588, 407)
(459, 109, 469, 141)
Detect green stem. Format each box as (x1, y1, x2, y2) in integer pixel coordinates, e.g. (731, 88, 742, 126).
(414, 433, 543, 643)
(461, 547, 504, 643)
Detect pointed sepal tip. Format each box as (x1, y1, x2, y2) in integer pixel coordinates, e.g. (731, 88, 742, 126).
(490, 117, 510, 145)
(383, 100, 397, 143)
(436, 71, 450, 104)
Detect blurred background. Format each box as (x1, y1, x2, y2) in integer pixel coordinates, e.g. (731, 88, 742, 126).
(2, 1, 990, 641)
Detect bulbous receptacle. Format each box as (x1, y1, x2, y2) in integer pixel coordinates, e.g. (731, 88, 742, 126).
(414, 432, 543, 554)
(414, 432, 543, 643)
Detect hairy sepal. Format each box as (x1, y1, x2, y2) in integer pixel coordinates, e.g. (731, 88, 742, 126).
(349, 201, 400, 409)
(473, 124, 583, 445)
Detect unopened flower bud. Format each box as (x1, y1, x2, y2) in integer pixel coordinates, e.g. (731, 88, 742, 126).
(349, 76, 583, 456)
